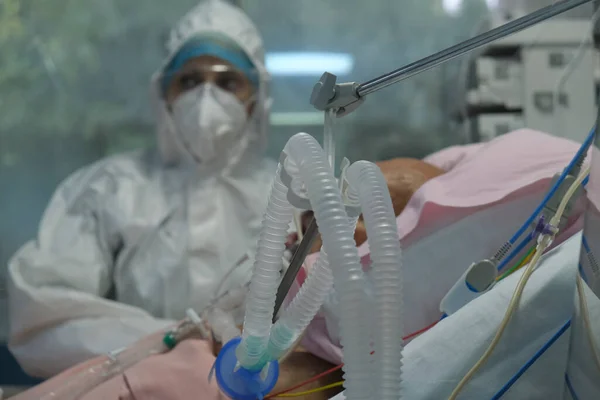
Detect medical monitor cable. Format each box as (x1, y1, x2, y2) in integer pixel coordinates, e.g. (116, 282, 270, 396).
(497, 246, 536, 282)
(583, 174, 590, 187)
(486, 127, 594, 268)
(448, 165, 589, 400)
(495, 232, 534, 272)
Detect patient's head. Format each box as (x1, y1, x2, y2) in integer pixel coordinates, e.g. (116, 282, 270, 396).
(303, 158, 445, 252)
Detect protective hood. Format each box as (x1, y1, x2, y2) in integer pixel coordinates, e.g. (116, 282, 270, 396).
(151, 0, 271, 172)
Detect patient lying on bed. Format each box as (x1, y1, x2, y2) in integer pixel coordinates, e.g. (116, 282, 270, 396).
(294, 129, 584, 368)
(12, 129, 584, 400)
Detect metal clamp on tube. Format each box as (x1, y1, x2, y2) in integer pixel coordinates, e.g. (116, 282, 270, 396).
(310, 72, 364, 117)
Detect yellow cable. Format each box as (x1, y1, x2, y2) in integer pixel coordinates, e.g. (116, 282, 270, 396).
(576, 274, 600, 373)
(550, 168, 589, 228)
(520, 251, 535, 268)
(447, 248, 545, 400)
(275, 381, 344, 398)
(448, 165, 589, 400)
(511, 250, 536, 275)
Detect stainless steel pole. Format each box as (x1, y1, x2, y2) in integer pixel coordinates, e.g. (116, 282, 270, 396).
(357, 0, 592, 97)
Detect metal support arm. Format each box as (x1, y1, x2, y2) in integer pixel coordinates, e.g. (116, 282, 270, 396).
(311, 0, 592, 117)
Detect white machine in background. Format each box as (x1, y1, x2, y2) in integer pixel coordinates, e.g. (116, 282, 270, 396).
(463, 18, 597, 143)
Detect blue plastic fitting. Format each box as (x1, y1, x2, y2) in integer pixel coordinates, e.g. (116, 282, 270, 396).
(214, 337, 280, 400)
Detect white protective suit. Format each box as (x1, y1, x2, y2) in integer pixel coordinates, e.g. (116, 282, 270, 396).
(7, 0, 275, 378)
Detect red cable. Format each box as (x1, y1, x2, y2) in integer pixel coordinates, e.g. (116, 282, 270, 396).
(265, 364, 343, 398)
(402, 320, 439, 341)
(266, 319, 440, 398)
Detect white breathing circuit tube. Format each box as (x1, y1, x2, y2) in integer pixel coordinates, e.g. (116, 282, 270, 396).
(346, 161, 404, 399)
(234, 164, 295, 369)
(224, 132, 403, 400)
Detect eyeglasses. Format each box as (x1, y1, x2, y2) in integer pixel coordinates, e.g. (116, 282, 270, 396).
(165, 64, 257, 99)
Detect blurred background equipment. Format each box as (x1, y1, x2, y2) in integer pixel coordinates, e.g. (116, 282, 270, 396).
(456, 6, 598, 143)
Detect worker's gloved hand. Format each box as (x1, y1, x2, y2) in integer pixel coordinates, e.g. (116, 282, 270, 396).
(201, 274, 251, 357)
(302, 158, 445, 252)
(202, 292, 247, 357)
(208, 323, 243, 357)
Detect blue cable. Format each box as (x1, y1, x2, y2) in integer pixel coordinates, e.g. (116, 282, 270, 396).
(582, 235, 591, 253)
(496, 232, 534, 272)
(490, 319, 571, 399)
(507, 127, 595, 246)
(580, 236, 593, 284)
(579, 263, 589, 285)
(565, 374, 580, 400)
(582, 175, 589, 187)
(497, 170, 588, 271)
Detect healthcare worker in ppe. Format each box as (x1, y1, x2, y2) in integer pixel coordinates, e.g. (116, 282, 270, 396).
(7, 0, 275, 378)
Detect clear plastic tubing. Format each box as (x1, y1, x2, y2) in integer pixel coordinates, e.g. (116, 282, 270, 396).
(284, 133, 371, 399)
(236, 164, 294, 370)
(267, 215, 359, 361)
(346, 161, 404, 400)
(323, 109, 336, 171)
(11, 331, 168, 400)
(206, 307, 241, 345)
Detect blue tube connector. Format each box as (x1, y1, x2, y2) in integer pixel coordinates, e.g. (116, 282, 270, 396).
(214, 337, 280, 400)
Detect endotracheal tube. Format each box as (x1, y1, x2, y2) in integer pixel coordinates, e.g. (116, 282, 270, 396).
(213, 132, 404, 400)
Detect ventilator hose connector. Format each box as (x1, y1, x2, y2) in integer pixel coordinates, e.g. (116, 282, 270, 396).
(236, 166, 294, 370)
(346, 161, 404, 400)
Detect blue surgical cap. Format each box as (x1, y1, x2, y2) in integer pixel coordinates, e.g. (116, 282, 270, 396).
(161, 33, 258, 96)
